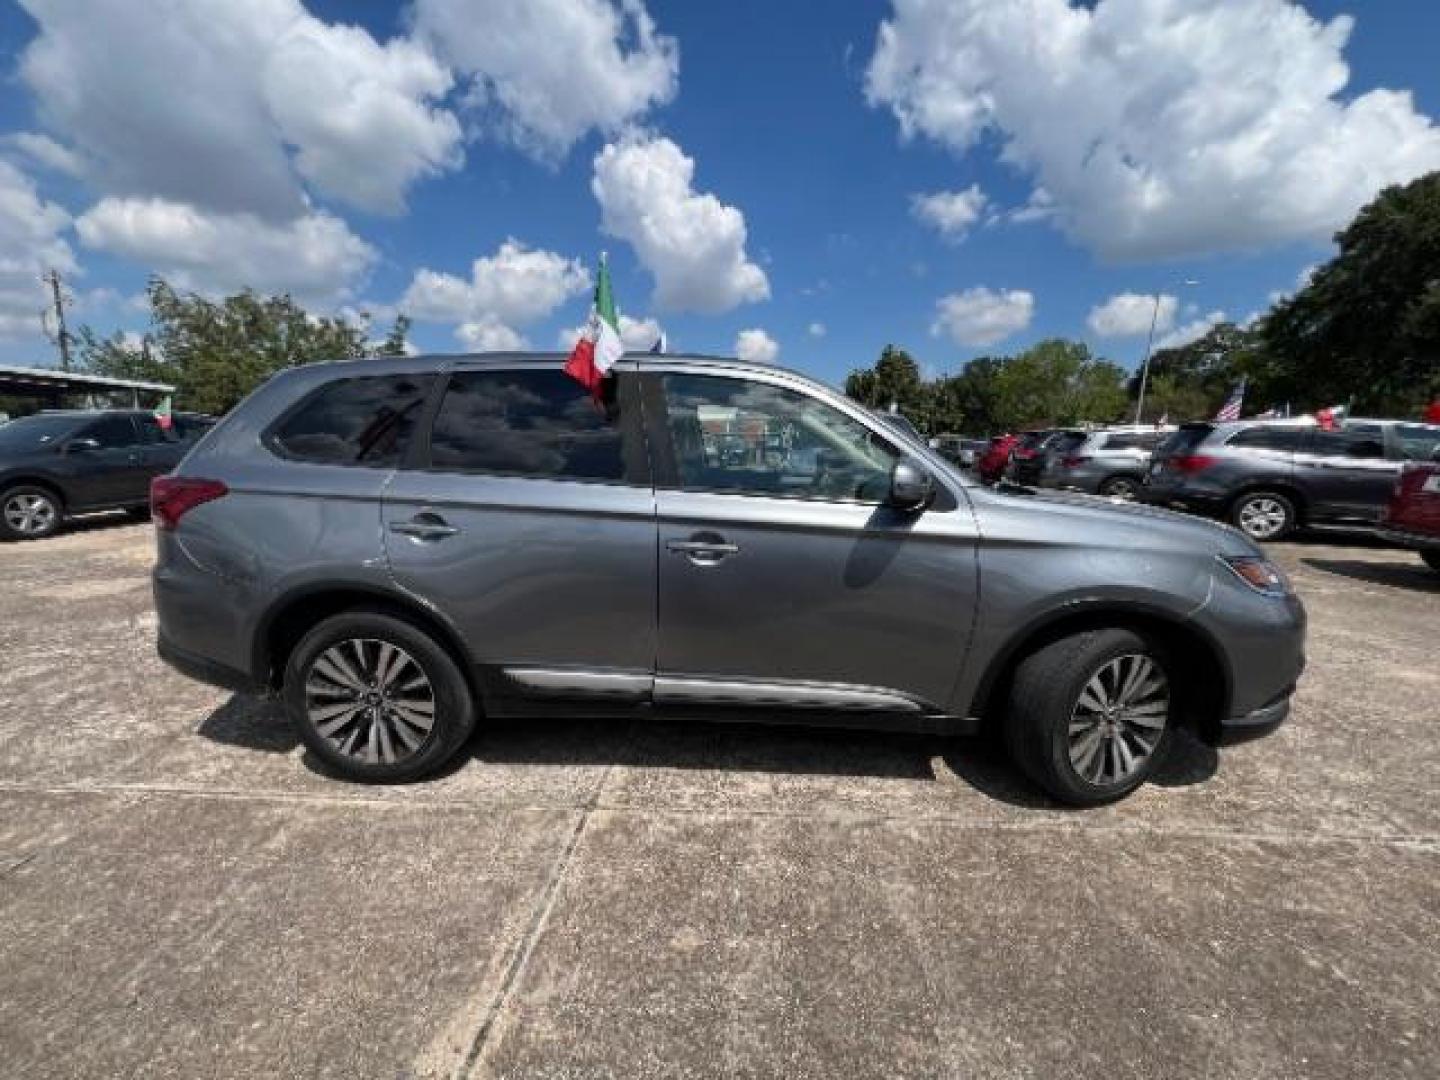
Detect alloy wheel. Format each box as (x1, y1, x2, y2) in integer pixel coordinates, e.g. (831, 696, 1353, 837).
(3, 492, 57, 537)
(1067, 653, 1169, 786)
(1237, 497, 1288, 540)
(1102, 478, 1139, 501)
(303, 638, 436, 765)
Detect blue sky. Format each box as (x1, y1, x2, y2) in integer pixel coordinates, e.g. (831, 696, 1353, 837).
(2, 0, 1438, 390)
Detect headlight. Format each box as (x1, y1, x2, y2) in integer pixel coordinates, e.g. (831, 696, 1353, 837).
(1218, 555, 1291, 597)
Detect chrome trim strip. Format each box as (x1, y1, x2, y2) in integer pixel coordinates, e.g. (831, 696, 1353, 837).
(503, 668, 651, 700)
(654, 676, 926, 713)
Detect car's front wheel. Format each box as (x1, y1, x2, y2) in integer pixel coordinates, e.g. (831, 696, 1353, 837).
(1005, 628, 1174, 805)
(284, 611, 477, 782)
(0, 485, 63, 541)
(1231, 490, 1296, 542)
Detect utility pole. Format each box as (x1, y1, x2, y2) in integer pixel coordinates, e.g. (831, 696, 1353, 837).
(42, 269, 74, 372)
(1133, 278, 1200, 425)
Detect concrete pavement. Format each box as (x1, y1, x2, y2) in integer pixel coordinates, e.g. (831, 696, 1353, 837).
(1, 519, 1436, 1078)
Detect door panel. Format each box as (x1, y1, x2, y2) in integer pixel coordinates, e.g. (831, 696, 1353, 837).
(66, 415, 145, 507)
(655, 491, 977, 710)
(383, 365, 656, 709)
(1298, 430, 1397, 520)
(646, 369, 978, 714)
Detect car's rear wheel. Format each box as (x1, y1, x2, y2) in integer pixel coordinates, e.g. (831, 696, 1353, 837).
(1099, 475, 1140, 500)
(1421, 551, 1440, 574)
(1231, 490, 1296, 542)
(1005, 628, 1174, 805)
(284, 611, 476, 782)
(0, 485, 63, 541)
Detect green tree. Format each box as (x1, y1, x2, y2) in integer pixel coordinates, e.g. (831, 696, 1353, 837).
(1135, 322, 1279, 421)
(79, 278, 384, 414)
(991, 339, 1127, 429)
(374, 313, 413, 357)
(1264, 171, 1440, 413)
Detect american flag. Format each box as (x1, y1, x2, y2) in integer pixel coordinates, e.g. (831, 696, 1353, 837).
(1215, 379, 1246, 421)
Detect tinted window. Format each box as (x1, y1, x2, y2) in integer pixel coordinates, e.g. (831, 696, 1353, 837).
(0, 414, 85, 451)
(1227, 426, 1304, 451)
(136, 415, 177, 445)
(1155, 424, 1213, 456)
(661, 374, 901, 502)
(271, 375, 432, 466)
(1307, 431, 1385, 459)
(428, 369, 625, 482)
(1052, 432, 1088, 454)
(1104, 432, 1162, 451)
(1393, 424, 1440, 461)
(82, 415, 140, 448)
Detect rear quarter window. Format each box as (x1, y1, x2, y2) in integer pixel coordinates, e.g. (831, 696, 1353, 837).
(269, 374, 433, 466)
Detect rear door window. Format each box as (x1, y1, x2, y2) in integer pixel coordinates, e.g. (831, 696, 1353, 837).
(1103, 433, 1161, 451)
(1155, 424, 1213, 458)
(1306, 430, 1385, 460)
(1227, 426, 1305, 451)
(81, 414, 142, 448)
(270, 374, 433, 466)
(426, 369, 630, 483)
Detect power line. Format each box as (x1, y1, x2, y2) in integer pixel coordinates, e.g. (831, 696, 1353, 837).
(41, 268, 74, 372)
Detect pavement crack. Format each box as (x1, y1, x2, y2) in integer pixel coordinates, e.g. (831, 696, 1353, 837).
(453, 724, 635, 1079)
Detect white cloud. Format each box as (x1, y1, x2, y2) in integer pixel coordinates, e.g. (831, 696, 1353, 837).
(413, 0, 678, 162)
(9, 131, 84, 177)
(557, 314, 662, 352)
(18, 0, 462, 218)
(457, 316, 526, 352)
(1157, 310, 1228, 350)
(0, 160, 77, 340)
(1087, 292, 1177, 338)
(592, 134, 769, 314)
(931, 288, 1033, 348)
(402, 240, 590, 332)
(866, 0, 1440, 261)
(910, 184, 987, 241)
(808, 322, 827, 338)
(75, 197, 375, 303)
(735, 328, 779, 365)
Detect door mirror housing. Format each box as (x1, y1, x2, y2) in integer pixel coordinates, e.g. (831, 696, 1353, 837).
(887, 457, 934, 510)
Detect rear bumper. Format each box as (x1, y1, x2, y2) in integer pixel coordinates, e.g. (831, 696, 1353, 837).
(158, 632, 261, 695)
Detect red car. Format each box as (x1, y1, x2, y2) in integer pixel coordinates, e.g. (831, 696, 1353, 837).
(1380, 460, 1440, 573)
(977, 433, 1018, 484)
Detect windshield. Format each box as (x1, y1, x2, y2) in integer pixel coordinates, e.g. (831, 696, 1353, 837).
(1154, 424, 1212, 458)
(0, 414, 86, 452)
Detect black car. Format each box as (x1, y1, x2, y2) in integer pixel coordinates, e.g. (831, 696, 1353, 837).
(1006, 428, 1073, 486)
(0, 409, 213, 540)
(1141, 417, 1440, 541)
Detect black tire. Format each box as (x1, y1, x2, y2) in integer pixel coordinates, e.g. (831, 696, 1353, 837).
(1230, 490, 1296, 542)
(1098, 475, 1141, 500)
(124, 505, 153, 522)
(283, 610, 477, 783)
(1421, 551, 1440, 574)
(0, 484, 64, 541)
(1004, 628, 1175, 806)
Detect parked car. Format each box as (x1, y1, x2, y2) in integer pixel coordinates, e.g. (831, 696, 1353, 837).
(1141, 418, 1440, 541)
(931, 435, 988, 469)
(976, 433, 1018, 484)
(1042, 426, 1174, 500)
(1379, 458, 1440, 573)
(0, 409, 213, 541)
(154, 354, 1304, 805)
(1006, 428, 1068, 486)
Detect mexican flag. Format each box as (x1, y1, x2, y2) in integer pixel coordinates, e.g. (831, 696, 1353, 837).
(564, 253, 624, 398)
(154, 395, 174, 431)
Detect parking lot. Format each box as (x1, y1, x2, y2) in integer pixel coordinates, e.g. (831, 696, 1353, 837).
(1, 519, 1437, 1079)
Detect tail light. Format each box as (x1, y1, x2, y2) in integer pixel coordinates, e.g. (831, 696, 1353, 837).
(1170, 454, 1217, 475)
(151, 476, 228, 530)
(1061, 455, 1090, 468)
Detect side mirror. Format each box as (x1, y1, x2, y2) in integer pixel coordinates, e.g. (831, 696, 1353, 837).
(67, 437, 100, 453)
(888, 457, 934, 511)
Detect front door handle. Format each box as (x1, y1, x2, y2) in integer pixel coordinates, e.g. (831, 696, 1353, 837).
(666, 534, 739, 563)
(390, 514, 459, 541)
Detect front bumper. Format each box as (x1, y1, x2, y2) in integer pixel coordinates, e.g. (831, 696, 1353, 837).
(1215, 685, 1296, 744)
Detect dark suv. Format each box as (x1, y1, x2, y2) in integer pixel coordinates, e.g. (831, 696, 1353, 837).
(0, 409, 212, 540)
(153, 353, 1306, 806)
(1141, 418, 1440, 541)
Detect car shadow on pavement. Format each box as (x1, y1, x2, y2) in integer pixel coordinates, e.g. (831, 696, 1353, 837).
(195, 695, 1221, 809)
(1301, 556, 1440, 593)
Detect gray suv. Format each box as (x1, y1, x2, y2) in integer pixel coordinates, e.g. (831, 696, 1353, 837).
(1142, 418, 1440, 541)
(153, 355, 1305, 805)
(1041, 427, 1174, 500)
